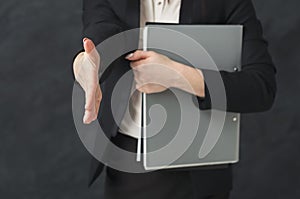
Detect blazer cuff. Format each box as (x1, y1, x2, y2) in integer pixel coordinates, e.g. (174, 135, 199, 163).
(196, 69, 226, 110)
(196, 72, 212, 110)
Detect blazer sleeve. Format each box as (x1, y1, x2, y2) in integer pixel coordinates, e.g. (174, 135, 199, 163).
(82, 0, 127, 46)
(71, 0, 129, 82)
(197, 0, 277, 113)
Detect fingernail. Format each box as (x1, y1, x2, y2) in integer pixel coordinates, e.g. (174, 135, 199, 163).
(83, 118, 91, 124)
(83, 112, 89, 124)
(126, 53, 134, 59)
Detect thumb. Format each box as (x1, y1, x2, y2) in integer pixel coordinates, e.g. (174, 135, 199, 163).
(83, 38, 96, 54)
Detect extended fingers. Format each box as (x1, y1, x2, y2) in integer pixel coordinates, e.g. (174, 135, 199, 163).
(95, 85, 102, 116)
(83, 110, 96, 124)
(83, 84, 102, 124)
(84, 85, 97, 110)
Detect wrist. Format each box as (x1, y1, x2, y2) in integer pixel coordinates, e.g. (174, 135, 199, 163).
(171, 61, 205, 98)
(170, 61, 189, 88)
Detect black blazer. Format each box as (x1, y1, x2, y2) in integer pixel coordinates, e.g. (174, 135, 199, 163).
(80, 0, 277, 194)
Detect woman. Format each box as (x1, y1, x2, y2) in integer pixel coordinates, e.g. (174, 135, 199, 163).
(73, 0, 276, 198)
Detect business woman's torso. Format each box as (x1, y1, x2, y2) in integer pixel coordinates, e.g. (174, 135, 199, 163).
(84, 0, 276, 197)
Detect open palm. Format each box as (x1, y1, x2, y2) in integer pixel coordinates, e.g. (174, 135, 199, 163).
(73, 38, 101, 124)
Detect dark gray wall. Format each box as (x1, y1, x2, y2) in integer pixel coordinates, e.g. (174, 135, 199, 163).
(1, 0, 299, 198)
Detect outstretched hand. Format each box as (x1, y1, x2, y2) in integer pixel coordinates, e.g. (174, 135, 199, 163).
(73, 38, 102, 124)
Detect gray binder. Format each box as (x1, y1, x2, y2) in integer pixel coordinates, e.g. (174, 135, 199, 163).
(141, 24, 243, 170)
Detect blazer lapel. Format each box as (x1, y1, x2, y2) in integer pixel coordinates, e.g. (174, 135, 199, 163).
(180, 0, 194, 24)
(125, 0, 140, 28)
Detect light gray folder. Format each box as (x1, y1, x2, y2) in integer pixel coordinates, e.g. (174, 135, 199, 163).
(142, 24, 243, 170)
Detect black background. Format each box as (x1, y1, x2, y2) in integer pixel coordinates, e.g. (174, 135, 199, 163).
(1, 0, 300, 198)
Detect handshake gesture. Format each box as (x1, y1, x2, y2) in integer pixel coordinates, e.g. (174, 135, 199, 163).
(73, 38, 102, 124)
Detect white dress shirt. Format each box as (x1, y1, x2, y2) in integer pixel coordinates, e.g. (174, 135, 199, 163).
(118, 0, 182, 138)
